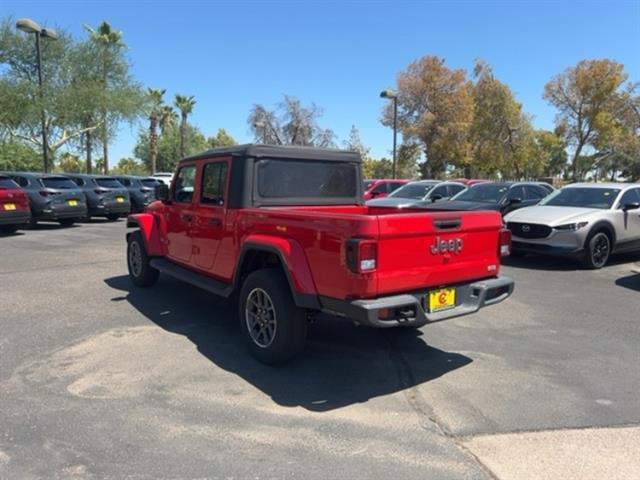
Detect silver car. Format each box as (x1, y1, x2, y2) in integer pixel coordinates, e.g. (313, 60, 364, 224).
(366, 180, 467, 208)
(504, 183, 640, 268)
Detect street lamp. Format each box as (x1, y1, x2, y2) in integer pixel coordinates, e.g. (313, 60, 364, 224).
(380, 89, 398, 179)
(16, 18, 58, 173)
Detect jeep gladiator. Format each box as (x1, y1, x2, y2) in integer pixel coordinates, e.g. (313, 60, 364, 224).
(126, 144, 514, 363)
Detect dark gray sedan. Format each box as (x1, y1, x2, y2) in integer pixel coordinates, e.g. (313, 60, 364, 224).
(66, 174, 131, 221)
(1, 172, 87, 226)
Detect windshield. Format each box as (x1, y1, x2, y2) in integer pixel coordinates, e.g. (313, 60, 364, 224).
(96, 178, 124, 188)
(540, 187, 620, 209)
(41, 177, 78, 189)
(257, 159, 358, 201)
(452, 184, 509, 203)
(388, 182, 437, 199)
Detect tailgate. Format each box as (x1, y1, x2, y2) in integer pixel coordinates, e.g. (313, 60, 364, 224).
(375, 210, 503, 296)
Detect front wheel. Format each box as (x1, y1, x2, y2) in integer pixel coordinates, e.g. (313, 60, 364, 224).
(127, 231, 159, 287)
(238, 269, 308, 364)
(583, 231, 611, 269)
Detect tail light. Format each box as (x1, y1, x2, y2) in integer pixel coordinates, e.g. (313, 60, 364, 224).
(499, 228, 512, 257)
(346, 239, 377, 273)
(94, 187, 110, 194)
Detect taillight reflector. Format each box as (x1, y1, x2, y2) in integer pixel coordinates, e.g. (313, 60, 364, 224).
(346, 239, 377, 273)
(499, 228, 512, 257)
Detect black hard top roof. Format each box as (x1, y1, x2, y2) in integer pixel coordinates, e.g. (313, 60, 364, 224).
(182, 144, 361, 163)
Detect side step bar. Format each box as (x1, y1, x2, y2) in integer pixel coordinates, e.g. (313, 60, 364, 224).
(150, 258, 234, 298)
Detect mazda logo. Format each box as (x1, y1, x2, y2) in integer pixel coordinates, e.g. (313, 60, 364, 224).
(521, 225, 530, 233)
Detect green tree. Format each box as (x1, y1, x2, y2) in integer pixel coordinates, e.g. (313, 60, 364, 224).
(159, 105, 177, 135)
(397, 142, 420, 179)
(207, 128, 237, 148)
(362, 158, 393, 179)
(134, 123, 208, 173)
(0, 19, 101, 167)
(146, 88, 165, 174)
(0, 140, 39, 171)
(248, 96, 335, 147)
(383, 55, 474, 178)
(112, 157, 147, 175)
(544, 59, 632, 181)
(85, 21, 125, 174)
(174, 94, 196, 158)
(55, 152, 83, 173)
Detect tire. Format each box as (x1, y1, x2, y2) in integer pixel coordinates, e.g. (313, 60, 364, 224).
(0, 225, 19, 234)
(106, 214, 120, 221)
(238, 269, 308, 364)
(582, 231, 611, 269)
(127, 230, 159, 287)
(59, 218, 75, 227)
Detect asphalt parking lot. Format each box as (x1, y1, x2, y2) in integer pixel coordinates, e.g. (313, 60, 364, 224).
(1, 221, 639, 479)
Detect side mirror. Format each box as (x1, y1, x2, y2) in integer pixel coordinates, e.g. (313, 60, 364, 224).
(155, 183, 170, 203)
(508, 197, 522, 205)
(431, 194, 444, 202)
(622, 202, 640, 211)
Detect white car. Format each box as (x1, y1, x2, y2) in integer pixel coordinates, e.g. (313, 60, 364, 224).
(505, 183, 640, 268)
(151, 172, 174, 186)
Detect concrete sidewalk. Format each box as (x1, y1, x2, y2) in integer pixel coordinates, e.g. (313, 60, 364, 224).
(463, 425, 640, 480)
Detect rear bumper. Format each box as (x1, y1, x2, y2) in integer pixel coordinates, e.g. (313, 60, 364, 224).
(0, 210, 31, 225)
(37, 204, 87, 220)
(319, 276, 514, 328)
(89, 202, 131, 216)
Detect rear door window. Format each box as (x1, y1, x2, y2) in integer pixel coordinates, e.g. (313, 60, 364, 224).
(507, 186, 526, 201)
(13, 176, 29, 187)
(524, 185, 546, 201)
(256, 159, 358, 201)
(447, 184, 466, 197)
(0, 178, 20, 188)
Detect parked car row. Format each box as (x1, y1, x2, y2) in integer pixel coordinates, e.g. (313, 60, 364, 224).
(366, 177, 640, 269)
(0, 172, 162, 232)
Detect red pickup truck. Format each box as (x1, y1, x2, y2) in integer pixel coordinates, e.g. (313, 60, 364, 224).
(126, 145, 513, 363)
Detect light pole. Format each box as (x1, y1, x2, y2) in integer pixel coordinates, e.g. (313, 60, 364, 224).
(380, 89, 398, 179)
(16, 18, 58, 173)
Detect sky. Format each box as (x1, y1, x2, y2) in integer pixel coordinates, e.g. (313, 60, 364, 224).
(2, 0, 639, 164)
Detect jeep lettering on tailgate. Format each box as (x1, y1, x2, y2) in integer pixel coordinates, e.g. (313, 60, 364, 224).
(430, 236, 464, 255)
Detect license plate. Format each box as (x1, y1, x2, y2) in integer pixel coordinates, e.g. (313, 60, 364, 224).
(428, 288, 456, 312)
(116, 197, 125, 203)
(4, 203, 16, 211)
(68, 200, 78, 206)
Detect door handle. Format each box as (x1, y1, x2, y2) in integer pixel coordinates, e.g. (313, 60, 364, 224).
(208, 218, 222, 227)
(180, 213, 192, 222)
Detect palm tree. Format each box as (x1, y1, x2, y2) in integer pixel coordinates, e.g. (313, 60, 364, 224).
(174, 94, 196, 158)
(147, 89, 165, 174)
(159, 105, 177, 135)
(85, 21, 125, 174)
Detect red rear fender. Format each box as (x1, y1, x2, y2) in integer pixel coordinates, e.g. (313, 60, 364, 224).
(238, 234, 317, 296)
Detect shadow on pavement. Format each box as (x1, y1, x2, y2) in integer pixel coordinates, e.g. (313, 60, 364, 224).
(615, 273, 640, 292)
(104, 274, 472, 412)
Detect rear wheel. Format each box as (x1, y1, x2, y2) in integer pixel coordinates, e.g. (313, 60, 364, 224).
(0, 225, 19, 234)
(238, 269, 308, 364)
(106, 213, 120, 221)
(583, 231, 611, 269)
(127, 230, 159, 287)
(59, 218, 75, 227)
